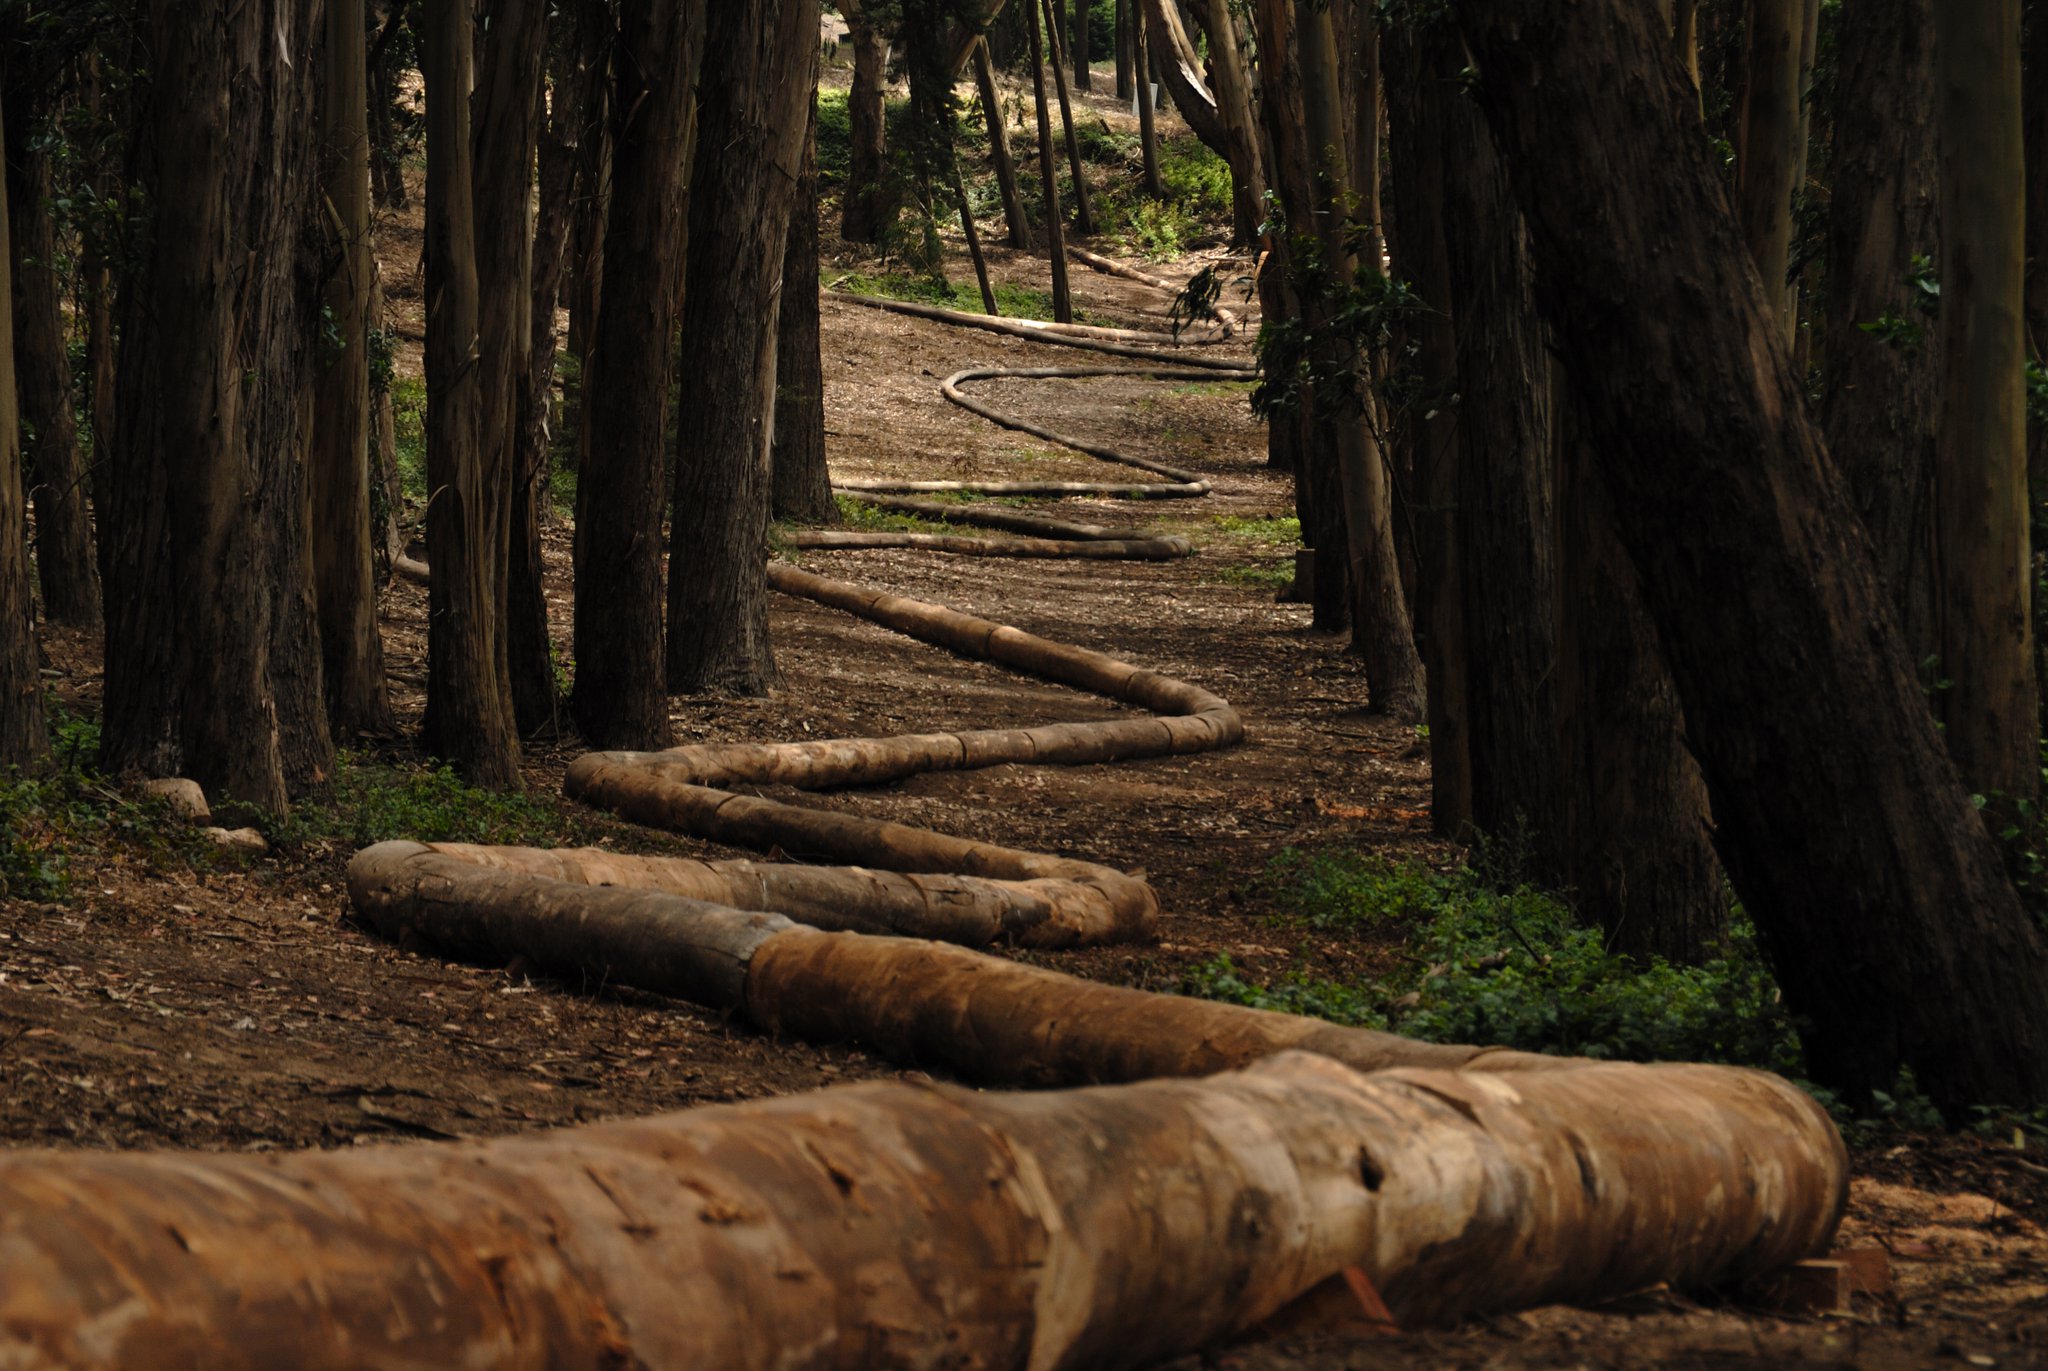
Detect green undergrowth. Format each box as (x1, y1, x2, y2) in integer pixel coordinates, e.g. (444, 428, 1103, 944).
(1210, 513, 1301, 545)
(1183, 848, 1801, 1074)
(0, 707, 216, 902)
(390, 374, 428, 504)
(266, 753, 616, 853)
(834, 269, 1117, 326)
(1211, 561, 1292, 591)
(1086, 135, 1237, 261)
(831, 494, 959, 535)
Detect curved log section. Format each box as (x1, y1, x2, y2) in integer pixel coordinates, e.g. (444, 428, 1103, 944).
(0, 1053, 1845, 1367)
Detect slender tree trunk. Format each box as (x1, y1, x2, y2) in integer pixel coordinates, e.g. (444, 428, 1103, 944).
(1135, 12, 1162, 195)
(774, 52, 838, 524)
(842, 0, 889, 243)
(1115, 0, 1133, 98)
(1457, 0, 2048, 1110)
(1026, 0, 1074, 322)
(1041, 0, 1096, 235)
(1737, 0, 1800, 341)
(1138, 0, 1227, 157)
(1072, 0, 1091, 89)
(312, 0, 395, 736)
(1198, 0, 1265, 248)
(368, 253, 404, 568)
(666, 0, 817, 695)
(1933, 0, 2039, 804)
(2027, 0, 2048, 712)
(107, 0, 335, 808)
(573, 0, 704, 747)
(973, 39, 1033, 248)
(4, 116, 99, 628)
(1823, 0, 1939, 665)
(562, 1, 613, 366)
(1296, 3, 1424, 719)
(366, 4, 410, 211)
(422, 0, 521, 787)
(0, 90, 42, 770)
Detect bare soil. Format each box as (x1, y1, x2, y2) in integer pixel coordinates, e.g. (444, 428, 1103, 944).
(5, 97, 2046, 1371)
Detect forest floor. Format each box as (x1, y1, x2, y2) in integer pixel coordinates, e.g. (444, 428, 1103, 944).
(5, 64, 2047, 1371)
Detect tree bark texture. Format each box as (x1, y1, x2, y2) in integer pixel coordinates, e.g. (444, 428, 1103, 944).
(421, 0, 521, 787)
(0, 1049, 1843, 1367)
(0, 89, 43, 769)
(841, 0, 889, 243)
(666, 0, 817, 695)
(105, 0, 335, 808)
(1026, 0, 1075, 321)
(1456, 0, 2048, 1109)
(572, 0, 706, 749)
(1072, 0, 1091, 88)
(974, 38, 1033, 248)
(1197, 0, 1265, 248)
(1041, 0, 1097, 236)
(562, 1, 613, 365)
(774, 72, 837, 525)
(1138, 0, 1227, 157)
(1933, 0, 2039, 804)
(1736, 0, 1801, 341)
(1135, 8, 1162, 195)
(1822, 0, 1940, 668)
(312, 0, 395, 737)
(3, 115, 99, 628)
(1116, 0, 1133, 98)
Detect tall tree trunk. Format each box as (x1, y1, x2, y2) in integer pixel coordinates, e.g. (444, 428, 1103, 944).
(106, 0, 335, 808)
(1736, 0, 1800, 341)
(421, 0, 521, 787)
(368, 253, 405, 568)
(1041, 0, 1096, 235)
(1384, 23, 1468, 821)
(312, 0, 395, 736)
(1135, 11, 1162, 195)
(1457, 0, 2048, 1110)
(1295, 3, 1424, 719)
(2028, 0, 2048, 713)
(973, 38, 1033, 249)
(775, 48, 837, 524)
(666, 0, 817, 695)
(1197, 0, 1265, 248)
(1823, 0, 1940, 665)
(1072, 0, 1091, 89)
(1026, 0, 1074, 321)
(1138, 0, 1227, 157)
(562, 1, 614, 366)
(1933, 0, 2039, 805)
(573, 0, 704, 748)
(842, 0, 889, 244)
(4, 113, 99, 628)
(1115, 0, 1133, 99)
(0, 89, 43, 770)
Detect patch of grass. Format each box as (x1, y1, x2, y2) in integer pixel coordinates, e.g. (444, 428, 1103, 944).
(1211, 513, 1302, 545)
(832, 495, 959, 534)
(268, 753, 603, 852)
(837, 269, 1101, 324)
(1214, 562, 1292, 591)
(1183, 849, 1801, 1073)
(390, 374, 427, 503)
(0, 706, 215, 902)
(1172, 379, 1256, 398)
(815, 87, 852, 179)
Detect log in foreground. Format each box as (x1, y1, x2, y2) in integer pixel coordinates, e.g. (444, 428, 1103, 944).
(0, 1052, 1846, 1370)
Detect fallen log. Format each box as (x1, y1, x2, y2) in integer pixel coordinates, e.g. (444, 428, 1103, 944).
(0, 1052, 1846, 1369)
(786, 528, 1194, 558)
(825, 286, 1242, 352)
(1065, 241, 1247, 332)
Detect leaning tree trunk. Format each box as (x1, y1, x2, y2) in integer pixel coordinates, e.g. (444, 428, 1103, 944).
(1736, 0, 1801, 341)
(1456, 0, 2048, 1110)
(1932, 0, 2039, 805)
(1138, 0, 1227, 157)
(106, 0, 334, 808)
(421, 0, 521, 787)
(1822, 0, 1940, 668)
(0, 89, 43, 770)
(666, 0, 817, 695)
(311, 0, 395, 737)
(773, 80, 838, 525)
(841, 0, 889, 243)
(1197, 0, 1265, 248)
(973, 38, 1033, 249)
(1135, 7, 1162, 195)
(4, 118, 99, 629)
(572, 0, 706, 749)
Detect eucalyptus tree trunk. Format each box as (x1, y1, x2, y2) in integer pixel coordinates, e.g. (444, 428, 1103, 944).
(1196, 0, 1265, 248)
(1072, 0, 1091, 89)
(105, 0, 334, 807)
(1138, 0, 1226, 156)
(0, 91, 42, 770)
(1115, 0, 1133, 98)
(1932, 0, 2038, 805)
(422, 0, 521, 787)
(1135, 11, 1162, 195)
(573, 0, 705, 747)
(973, 38, 1032, 248)
(1823, 0, 1939, 666)
(774, 47, 837, 524)
(563, 1, 614, 364)
(1041, 0, 1096, 235)
(1736, 0, 1800, 341)
(1456, 0, 2048, 1110)
(841, 0, 889, 243)
(312, 0, 395, 736)
(666, 0, 817, 694)
(1026, 0, 1074, 321)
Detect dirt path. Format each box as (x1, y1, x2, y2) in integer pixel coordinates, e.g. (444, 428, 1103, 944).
(5, 240, 2045, 1365)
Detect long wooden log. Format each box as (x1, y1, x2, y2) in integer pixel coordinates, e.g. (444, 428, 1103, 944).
(0, 1052, 1846, 1368)
(786, 528, 1194, 558)
(825, 288, 1247, 357)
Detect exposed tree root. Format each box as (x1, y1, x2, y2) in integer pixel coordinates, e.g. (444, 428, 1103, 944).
(0, 1052, 1844, 1369)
